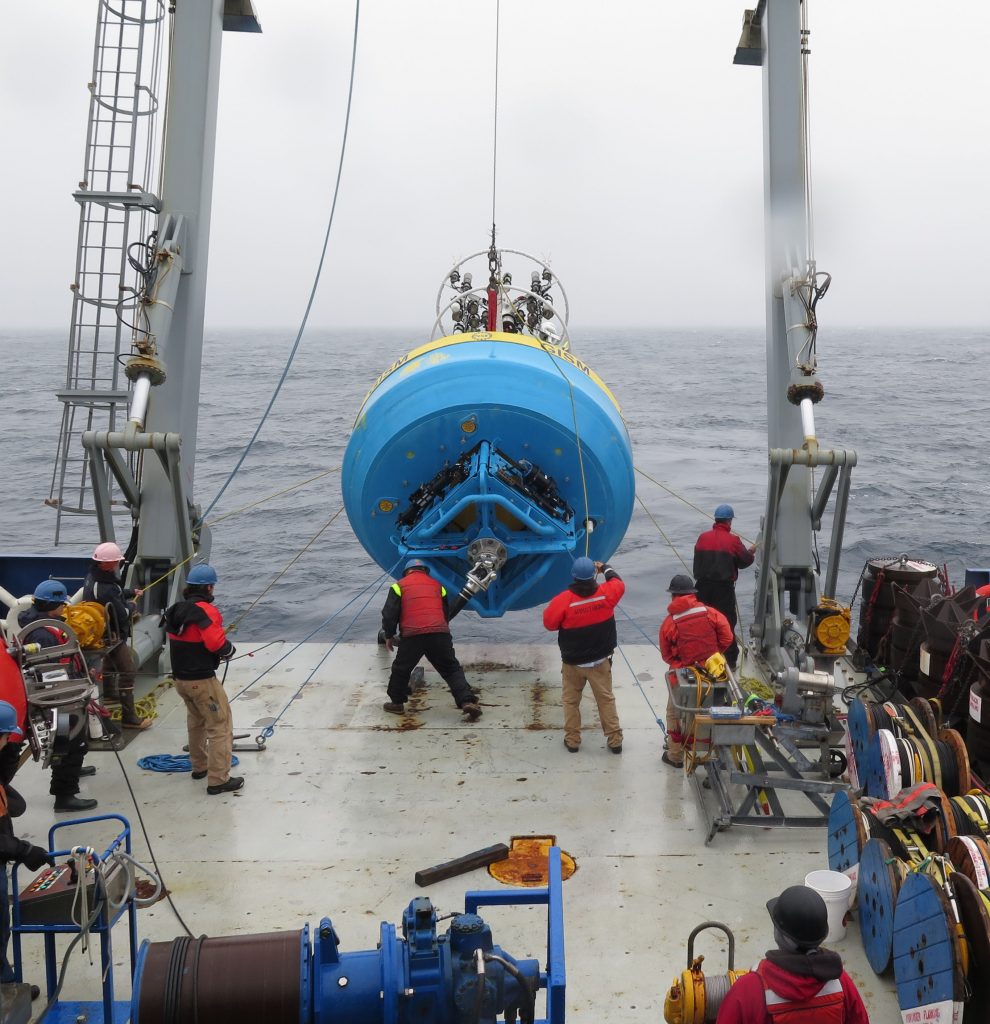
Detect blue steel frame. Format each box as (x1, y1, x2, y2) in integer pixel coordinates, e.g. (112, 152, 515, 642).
(463, 845, 566, 1024)
(11, 814, 137, 1024)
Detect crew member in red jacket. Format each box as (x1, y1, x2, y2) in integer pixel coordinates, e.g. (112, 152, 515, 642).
(715, 885, 869, 1024)
(659, 574, 732, 768)
(543, 557, 625, 754)
(380, 560, 482, 721)
(165, 564, 241, 795)
(693, 504, 756, 669)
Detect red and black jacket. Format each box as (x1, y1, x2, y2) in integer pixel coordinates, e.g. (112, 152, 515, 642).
(542, 566, 624, 666)
(693, 521, 754, 584)
(165, 595, 233, 680)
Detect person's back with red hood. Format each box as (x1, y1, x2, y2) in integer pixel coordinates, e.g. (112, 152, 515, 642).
(715, 885, 869, 1024)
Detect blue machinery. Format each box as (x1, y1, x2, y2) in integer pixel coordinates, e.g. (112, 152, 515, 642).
(11, 814, 143, 1024)
(129, 846, 566, 1024)
(342, 251, 635, 615)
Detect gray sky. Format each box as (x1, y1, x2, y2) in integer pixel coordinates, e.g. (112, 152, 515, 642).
(1, 1, 987, 331)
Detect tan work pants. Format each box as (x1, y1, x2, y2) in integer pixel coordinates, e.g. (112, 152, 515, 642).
(561, 660, 622, 750)
(174, 676, 233, 786)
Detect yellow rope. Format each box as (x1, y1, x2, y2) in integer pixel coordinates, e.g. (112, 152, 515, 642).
(205, 465, 339, 527)
(634, 492, 690, 573)
(634, 465, 756, 546)
(227, 506, 345, 634)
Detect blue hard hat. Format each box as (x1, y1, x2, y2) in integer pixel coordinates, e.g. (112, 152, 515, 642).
(571, 556, 596, 581)
(187, 564, 218, 586)
(0, 701, 18, 735)
(714, 504, 735, 521)
(404, 559, 429, 573)
(34, 580, 69, 604)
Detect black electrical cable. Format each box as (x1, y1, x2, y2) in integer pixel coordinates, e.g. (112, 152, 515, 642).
(485, 953, 537, 1024)
(111, 742, 196, 938)
(34, 896, 105, 1023)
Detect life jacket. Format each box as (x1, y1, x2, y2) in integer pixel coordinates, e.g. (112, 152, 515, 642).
(975, 584, 990, 622)
(394, 572, 449, 637)
(0, 648, 28, 742)
(661, 596, 729, 668)
(758, 964, 844, 1023)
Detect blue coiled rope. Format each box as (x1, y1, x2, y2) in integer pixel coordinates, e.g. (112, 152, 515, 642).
(137, 754, 241, 773)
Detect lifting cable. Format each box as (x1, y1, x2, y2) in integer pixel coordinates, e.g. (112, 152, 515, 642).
(236, 566, 398, 747)
(197, 0, 362, 526)
(227, 505, 345, 634)
(228, 561, 399, 705)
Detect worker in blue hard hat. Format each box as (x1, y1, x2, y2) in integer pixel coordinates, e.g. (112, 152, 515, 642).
(165, 564, 242, 795)
(380, 560, 482, 721)
(84, 541, 152, 730)
(693, 504, 757, 670)
(715, 885, 868, 1024)
(17, 581, 98, 813)
(0, 699, 52, 996)
(542, 556, 625, 754)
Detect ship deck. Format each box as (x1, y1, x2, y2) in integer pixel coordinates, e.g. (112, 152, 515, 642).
(12, 641, 898, 1021)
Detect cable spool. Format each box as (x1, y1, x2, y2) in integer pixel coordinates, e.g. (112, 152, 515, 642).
(827, 791, 868, 905)
(952, 873, 990, 1021)
(968, 682, 990, 781)
(662, 922, 748, 1024)
(865, 727, 970, 801)
(892, 871, 968, 1022)
(858, 836, 907, 974)
(947, 835, 990, 892)
(847, 697, 940, 797)
(946, 794, 990, 840)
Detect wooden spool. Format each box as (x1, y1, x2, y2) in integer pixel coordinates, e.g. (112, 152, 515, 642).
(909, 696, 939, 739)
(828, 791, 867, 905)
(947, 835, 990, 892)
(847, 699, 874, 795)
(859, 837, 904, 974)
(929, 788, 959, 855)
(952, 874, 990, 1023)
(892, 871, 967, 1019)
(940, 728, 971, 796)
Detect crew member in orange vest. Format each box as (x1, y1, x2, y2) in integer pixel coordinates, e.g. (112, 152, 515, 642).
(715, 885, 868, 1024)
(381, 560, 482, 721)
(974, 582, 990, 622)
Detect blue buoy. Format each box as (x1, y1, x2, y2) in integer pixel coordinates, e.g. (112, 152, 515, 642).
(342, 331, 634, 615)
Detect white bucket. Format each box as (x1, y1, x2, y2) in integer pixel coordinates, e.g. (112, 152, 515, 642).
(804, 869, 853, 943)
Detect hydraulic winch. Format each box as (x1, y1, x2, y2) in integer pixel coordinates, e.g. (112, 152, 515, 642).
(131, 847, 566, 1024)
(663, 923, 747, 1024)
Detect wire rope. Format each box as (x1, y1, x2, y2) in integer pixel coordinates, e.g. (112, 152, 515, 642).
(197, 0, 362, 525)
(490, 0, 500, 232)
(204, 466, 339, 528)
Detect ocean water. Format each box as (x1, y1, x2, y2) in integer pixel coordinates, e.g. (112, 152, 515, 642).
(1, 326, 987, 649)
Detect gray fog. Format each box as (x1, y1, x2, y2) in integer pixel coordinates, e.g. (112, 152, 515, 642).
(1, 1, 987, 333)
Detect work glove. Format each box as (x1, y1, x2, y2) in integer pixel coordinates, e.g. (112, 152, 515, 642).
(385, 637, 395, 653)
(17, 842, 55, 872)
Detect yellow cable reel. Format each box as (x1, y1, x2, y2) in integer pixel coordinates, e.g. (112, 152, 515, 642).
(62, 602, 108, 650)
(811, 597, 851, 655)
(664, 922, 748, 1024)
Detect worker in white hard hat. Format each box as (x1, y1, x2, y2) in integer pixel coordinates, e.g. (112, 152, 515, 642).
(83, 541, 152, 729)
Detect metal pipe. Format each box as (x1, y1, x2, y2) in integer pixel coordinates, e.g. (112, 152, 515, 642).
(128, 376, 153, 429)
(799, 397, 816, 446)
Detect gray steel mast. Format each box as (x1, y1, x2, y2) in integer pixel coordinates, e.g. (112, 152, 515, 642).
(735, 0, 856, 671)
(76, 0, 260, 664)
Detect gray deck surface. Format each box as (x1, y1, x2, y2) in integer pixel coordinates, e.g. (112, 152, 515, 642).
(11, 641, 898, 1021)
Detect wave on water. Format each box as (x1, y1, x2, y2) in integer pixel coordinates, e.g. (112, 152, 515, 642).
(1, 326, 987, 646)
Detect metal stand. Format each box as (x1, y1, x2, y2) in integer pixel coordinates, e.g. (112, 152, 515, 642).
(667, 666, 847, 845)
(11, 815, 138, 1024)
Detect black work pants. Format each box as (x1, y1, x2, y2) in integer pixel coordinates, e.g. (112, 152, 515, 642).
(695, 580, 740, 668)
(387, 632, 472, 707)
(49, 715, 87, 797)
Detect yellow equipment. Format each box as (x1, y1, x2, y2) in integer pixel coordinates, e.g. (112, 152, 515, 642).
(62, 603, 109, 650)
(808, 597, 851, 656)
(664, 922, 748, 1024)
